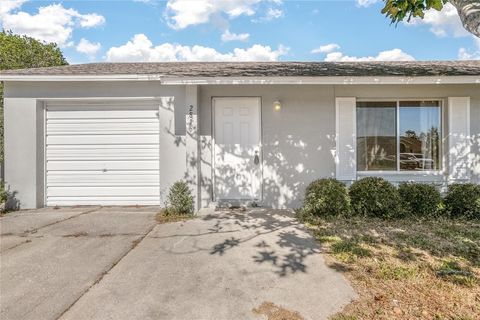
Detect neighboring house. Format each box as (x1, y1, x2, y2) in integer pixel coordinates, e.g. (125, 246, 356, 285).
(0, 61, 479, 210)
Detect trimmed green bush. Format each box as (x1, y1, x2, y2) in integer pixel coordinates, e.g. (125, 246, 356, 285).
(165, 181, 194, 216)
(349, 177, 401, 219)
(0, 184, 7, 203)
(444, 183, 480, 220)
(301, 178, 351, 218)
(398, 183, 443, 217)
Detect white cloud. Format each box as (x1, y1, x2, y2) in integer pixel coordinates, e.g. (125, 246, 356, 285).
(264, 7, 283, 20)
(0, 0, 26, 15)
(165, 0, 283, 29)
(252, 6, 284, 23)
(76, 38, 101, 57)
(356, 0, 379, 7)
(105, 34, 288, 62)
(0, 1, 105, 47)
(165, 0, 260, 29)
(408, 3, 468, 37)
(458, 37, 480, 60)
(325, 48, 415, 62)
(221, 29, 250, 42)
(311, 43, 340, 54)
(77, 13, 105, 28)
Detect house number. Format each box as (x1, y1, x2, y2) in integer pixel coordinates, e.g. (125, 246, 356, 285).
(188, 104, 194, 132)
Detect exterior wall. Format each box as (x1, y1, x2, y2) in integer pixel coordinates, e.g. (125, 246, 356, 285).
(471, 96, 480, 184)
(335, 85, 480, 185)
(4, 98, 42, 208)
(4, 81, 187, 209)
(3, 81, 479, 210)
(199, 84, 480, 209)
(199, 85, 336, 208)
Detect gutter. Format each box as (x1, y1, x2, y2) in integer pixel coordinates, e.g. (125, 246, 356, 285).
(0, 74, 479, 85)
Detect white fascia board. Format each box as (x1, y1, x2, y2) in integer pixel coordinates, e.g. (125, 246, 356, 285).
(160, 76, 480, 85)
(1, 74, 480, 84)
(0, 74, 159, 81)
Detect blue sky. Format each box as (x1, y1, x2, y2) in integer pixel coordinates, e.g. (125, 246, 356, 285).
(1, 0, 479, 64)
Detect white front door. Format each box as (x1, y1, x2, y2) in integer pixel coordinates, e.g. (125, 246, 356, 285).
(213, 97, 262, 201)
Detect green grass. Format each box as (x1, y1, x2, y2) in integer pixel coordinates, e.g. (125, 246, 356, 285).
(331, 239, 371, 263)
(377, 262, 418, 280)
(299, 215, 480, 320)
(436, 260, 477, 287)
(155, 209, 194, 224)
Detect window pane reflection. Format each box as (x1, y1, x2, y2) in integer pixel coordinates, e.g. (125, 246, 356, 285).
(357, 102, 397, 171)
(399, 101, 441, 171)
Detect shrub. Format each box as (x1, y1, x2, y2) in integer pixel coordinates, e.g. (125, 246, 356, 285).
(444, 183, 480, 220)
(0, 184, 8, 213)
(398, 183, 442, 217)
(349, 177, 401, 219)
(164, 181, 194, 216)
(301, 178, 351, 218)
(0, 184, 7, 203)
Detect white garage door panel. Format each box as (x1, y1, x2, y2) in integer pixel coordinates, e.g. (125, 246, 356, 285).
(47, 160, 160, 171)
(46, 103, 161, 206)
(47, 135, 158, 145)
(47, 123, 159, 134)
(47, 172, 159, 186)
(48, 187, 160, 197)
(47, 146, 159, 160)
(48, 198, 160, 206)
(47, 109, 159, 119)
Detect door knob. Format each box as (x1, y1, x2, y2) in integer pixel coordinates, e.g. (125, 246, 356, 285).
(254, 151, 260, 165)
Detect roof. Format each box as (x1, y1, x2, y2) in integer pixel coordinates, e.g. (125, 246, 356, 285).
(1, 61, 480, 78)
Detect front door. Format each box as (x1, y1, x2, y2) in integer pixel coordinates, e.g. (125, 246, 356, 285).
(213, 97, 262, 202)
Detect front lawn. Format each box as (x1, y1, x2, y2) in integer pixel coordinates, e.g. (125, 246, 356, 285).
(303, 216, 480, 319)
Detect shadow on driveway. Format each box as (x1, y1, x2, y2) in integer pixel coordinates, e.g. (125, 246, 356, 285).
(60, 208, 356, 320)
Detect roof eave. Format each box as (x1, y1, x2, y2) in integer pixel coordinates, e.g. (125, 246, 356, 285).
(0, 74, 479, 85)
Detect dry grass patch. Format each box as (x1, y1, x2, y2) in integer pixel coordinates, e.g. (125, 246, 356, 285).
(252, 301, 304, 320)
(303, 217, 480, 320)
(155, 209, 193, 224)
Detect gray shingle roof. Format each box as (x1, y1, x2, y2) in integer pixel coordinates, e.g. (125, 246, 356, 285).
(1, 61, 480, 77)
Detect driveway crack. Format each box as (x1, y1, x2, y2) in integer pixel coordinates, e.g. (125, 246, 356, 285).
(26, 207, 103, 235)
(0, 207, 102, 253)
(55, 222, 158, 320)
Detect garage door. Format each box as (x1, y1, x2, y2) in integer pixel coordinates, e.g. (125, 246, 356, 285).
(46, 102, 160, 206)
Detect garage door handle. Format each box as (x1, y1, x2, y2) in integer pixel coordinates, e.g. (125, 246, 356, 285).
(102, 169, 107, 173)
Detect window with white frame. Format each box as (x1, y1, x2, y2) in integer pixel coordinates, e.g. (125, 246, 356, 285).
(356, 100, 441, 172)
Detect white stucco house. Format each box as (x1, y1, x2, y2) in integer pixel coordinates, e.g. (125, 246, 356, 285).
(1, 61, 479, 210)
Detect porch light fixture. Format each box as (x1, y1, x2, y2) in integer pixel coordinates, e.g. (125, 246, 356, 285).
(273, 100, 281, 111)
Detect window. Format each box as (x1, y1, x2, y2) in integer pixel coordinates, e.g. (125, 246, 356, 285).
(357, 102, 397, 171)
(357, 100, 441, 172)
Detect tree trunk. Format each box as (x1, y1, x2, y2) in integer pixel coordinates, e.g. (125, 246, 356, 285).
(450, 0, 480, 38)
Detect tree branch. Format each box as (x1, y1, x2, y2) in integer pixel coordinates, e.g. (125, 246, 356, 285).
(450, 0, 480, 38)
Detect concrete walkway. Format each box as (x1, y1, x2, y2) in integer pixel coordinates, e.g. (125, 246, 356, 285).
(1, 207, 355, 320)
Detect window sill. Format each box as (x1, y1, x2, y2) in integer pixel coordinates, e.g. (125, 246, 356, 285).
(357, 170, 445, 176)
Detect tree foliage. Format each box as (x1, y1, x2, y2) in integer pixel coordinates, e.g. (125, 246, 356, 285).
(0, 30, 68, 162)
(382, 0, 480, 38)
(382, 0, 449, 23)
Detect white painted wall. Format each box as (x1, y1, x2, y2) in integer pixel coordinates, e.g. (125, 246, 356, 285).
(199, 84, 480, 208)
(336, 84, 480, 185)
(199, 85, 337, 208)
(4, 98, 42, 208)
(3, 81, 479, 209)
(4, 81, 187, 208)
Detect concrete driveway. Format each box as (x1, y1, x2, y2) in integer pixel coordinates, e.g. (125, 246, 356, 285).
(1, 206, 355, 320)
